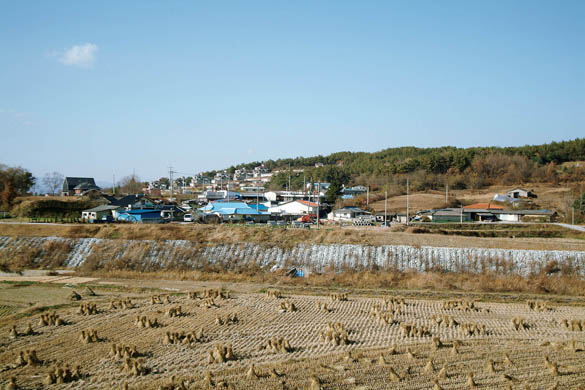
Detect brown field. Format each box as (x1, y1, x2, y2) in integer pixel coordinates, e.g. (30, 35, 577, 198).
(368, 182, 584, 215)
(1, 280, 585, 389)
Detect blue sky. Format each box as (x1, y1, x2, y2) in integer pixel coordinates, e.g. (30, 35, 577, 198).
(1, 1, 583, 184)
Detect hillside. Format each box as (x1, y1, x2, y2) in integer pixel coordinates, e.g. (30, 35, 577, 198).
(368, 182, 582, 215)
(226, 138, 585, 175)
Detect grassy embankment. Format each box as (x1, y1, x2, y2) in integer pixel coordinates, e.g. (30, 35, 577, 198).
(1, 223, 584, 296)
(0, 222, 583, 249)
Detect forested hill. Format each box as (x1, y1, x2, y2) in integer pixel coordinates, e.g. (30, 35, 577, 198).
(201, 138, 585, 195)
(227, 138, 585, 177)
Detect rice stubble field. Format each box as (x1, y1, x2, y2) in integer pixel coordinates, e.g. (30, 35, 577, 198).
(1, 282, 585, 389)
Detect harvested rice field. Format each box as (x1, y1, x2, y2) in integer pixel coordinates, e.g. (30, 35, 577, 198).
(1, 282, 585, 389)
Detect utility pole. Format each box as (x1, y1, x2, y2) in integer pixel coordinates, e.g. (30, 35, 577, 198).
(317, 182, 321, 229)
(113, 173, 116, 195)
(406, 178, 409, 226)
(169, 167, 174, 201)
(367, 186, 369, 206)
(446, 182, 449, 204)
(384, 190, 388, 227)
(460, 203, 463, 224)
(168, 166, 175, 222)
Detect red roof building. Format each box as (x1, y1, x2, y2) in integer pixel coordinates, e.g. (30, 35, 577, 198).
(463, 202, 504, 210)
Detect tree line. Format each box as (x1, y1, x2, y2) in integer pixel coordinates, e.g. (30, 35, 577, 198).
(219, 138, 585, 204)
(0, 164, 35, 210)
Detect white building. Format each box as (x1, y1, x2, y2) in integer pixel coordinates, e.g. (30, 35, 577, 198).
(253, 164, 270, 177)
(506, 188, 536, 199)
(265, 190, 324, 203)
(197, 190, 240, 202)
(330, 207, 371, 222)
(268, 200, 318, 215)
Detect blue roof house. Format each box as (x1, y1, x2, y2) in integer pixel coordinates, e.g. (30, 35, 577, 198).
(116, 209, 164, 224)
(202, 201, 269, 222)
(247, 203, 269, 212)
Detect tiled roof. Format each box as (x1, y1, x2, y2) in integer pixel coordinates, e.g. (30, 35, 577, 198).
(298, 200, 318, 207)
(463, 202, 504, 210)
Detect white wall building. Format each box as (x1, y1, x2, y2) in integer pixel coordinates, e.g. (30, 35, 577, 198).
(330, 207, 371, 222)
(265, 190, 324, 203)
(268, 200, 318, 215)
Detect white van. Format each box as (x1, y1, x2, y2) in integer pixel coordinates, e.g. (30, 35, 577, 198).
(183, 214, 193, 222)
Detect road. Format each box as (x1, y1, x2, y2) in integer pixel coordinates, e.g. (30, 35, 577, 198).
(555, 223, 585, 232)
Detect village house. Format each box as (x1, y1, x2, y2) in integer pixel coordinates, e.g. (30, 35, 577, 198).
(419, 207, 556, 223)
(341, 185, 367, 199)
(506, 188, 537, 199)
(268, 200, 318, 216)
(201, 201, 269, 222)
(329, 206, 371, 222)
(81, 205, 121, 222)
(116, 209, 164, 224)
(253, 164, 270, 177)
(102, 194, 156, 209)
(190, 174, 212, 188)
(491, 209, 556, 222)
(265, 190, 324, 203)
(62, 177, 100, 196)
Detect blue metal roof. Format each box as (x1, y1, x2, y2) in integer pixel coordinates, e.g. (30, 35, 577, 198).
(119, 209, 162, 215)
(248, 203, 269, 211)
(202, 201, 266, 215)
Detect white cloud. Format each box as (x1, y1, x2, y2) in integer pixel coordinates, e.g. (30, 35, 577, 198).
(58, 43, 98, 67)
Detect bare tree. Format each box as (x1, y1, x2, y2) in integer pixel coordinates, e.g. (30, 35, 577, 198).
(42, 172, 64, 195)
(119, 174, 143, 194)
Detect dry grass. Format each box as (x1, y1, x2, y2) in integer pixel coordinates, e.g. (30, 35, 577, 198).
(0, 239, 72, 272)
(77, 268, 585, 298)
(1, 223, 584, 251)
(368, 181, 585, 219)
(414, 223, 585, 240)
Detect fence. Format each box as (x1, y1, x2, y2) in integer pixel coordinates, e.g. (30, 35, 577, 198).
(28, 216, 80, 223)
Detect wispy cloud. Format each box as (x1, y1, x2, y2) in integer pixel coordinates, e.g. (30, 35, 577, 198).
(57, 43, 98, 68)
(0, 108, 33, 126)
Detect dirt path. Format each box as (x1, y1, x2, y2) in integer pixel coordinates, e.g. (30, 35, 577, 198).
(555, 223, 585, 232)
(0, 275, 97, 284)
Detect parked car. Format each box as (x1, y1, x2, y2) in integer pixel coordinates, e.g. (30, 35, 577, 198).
(184, 214, 193, 222)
